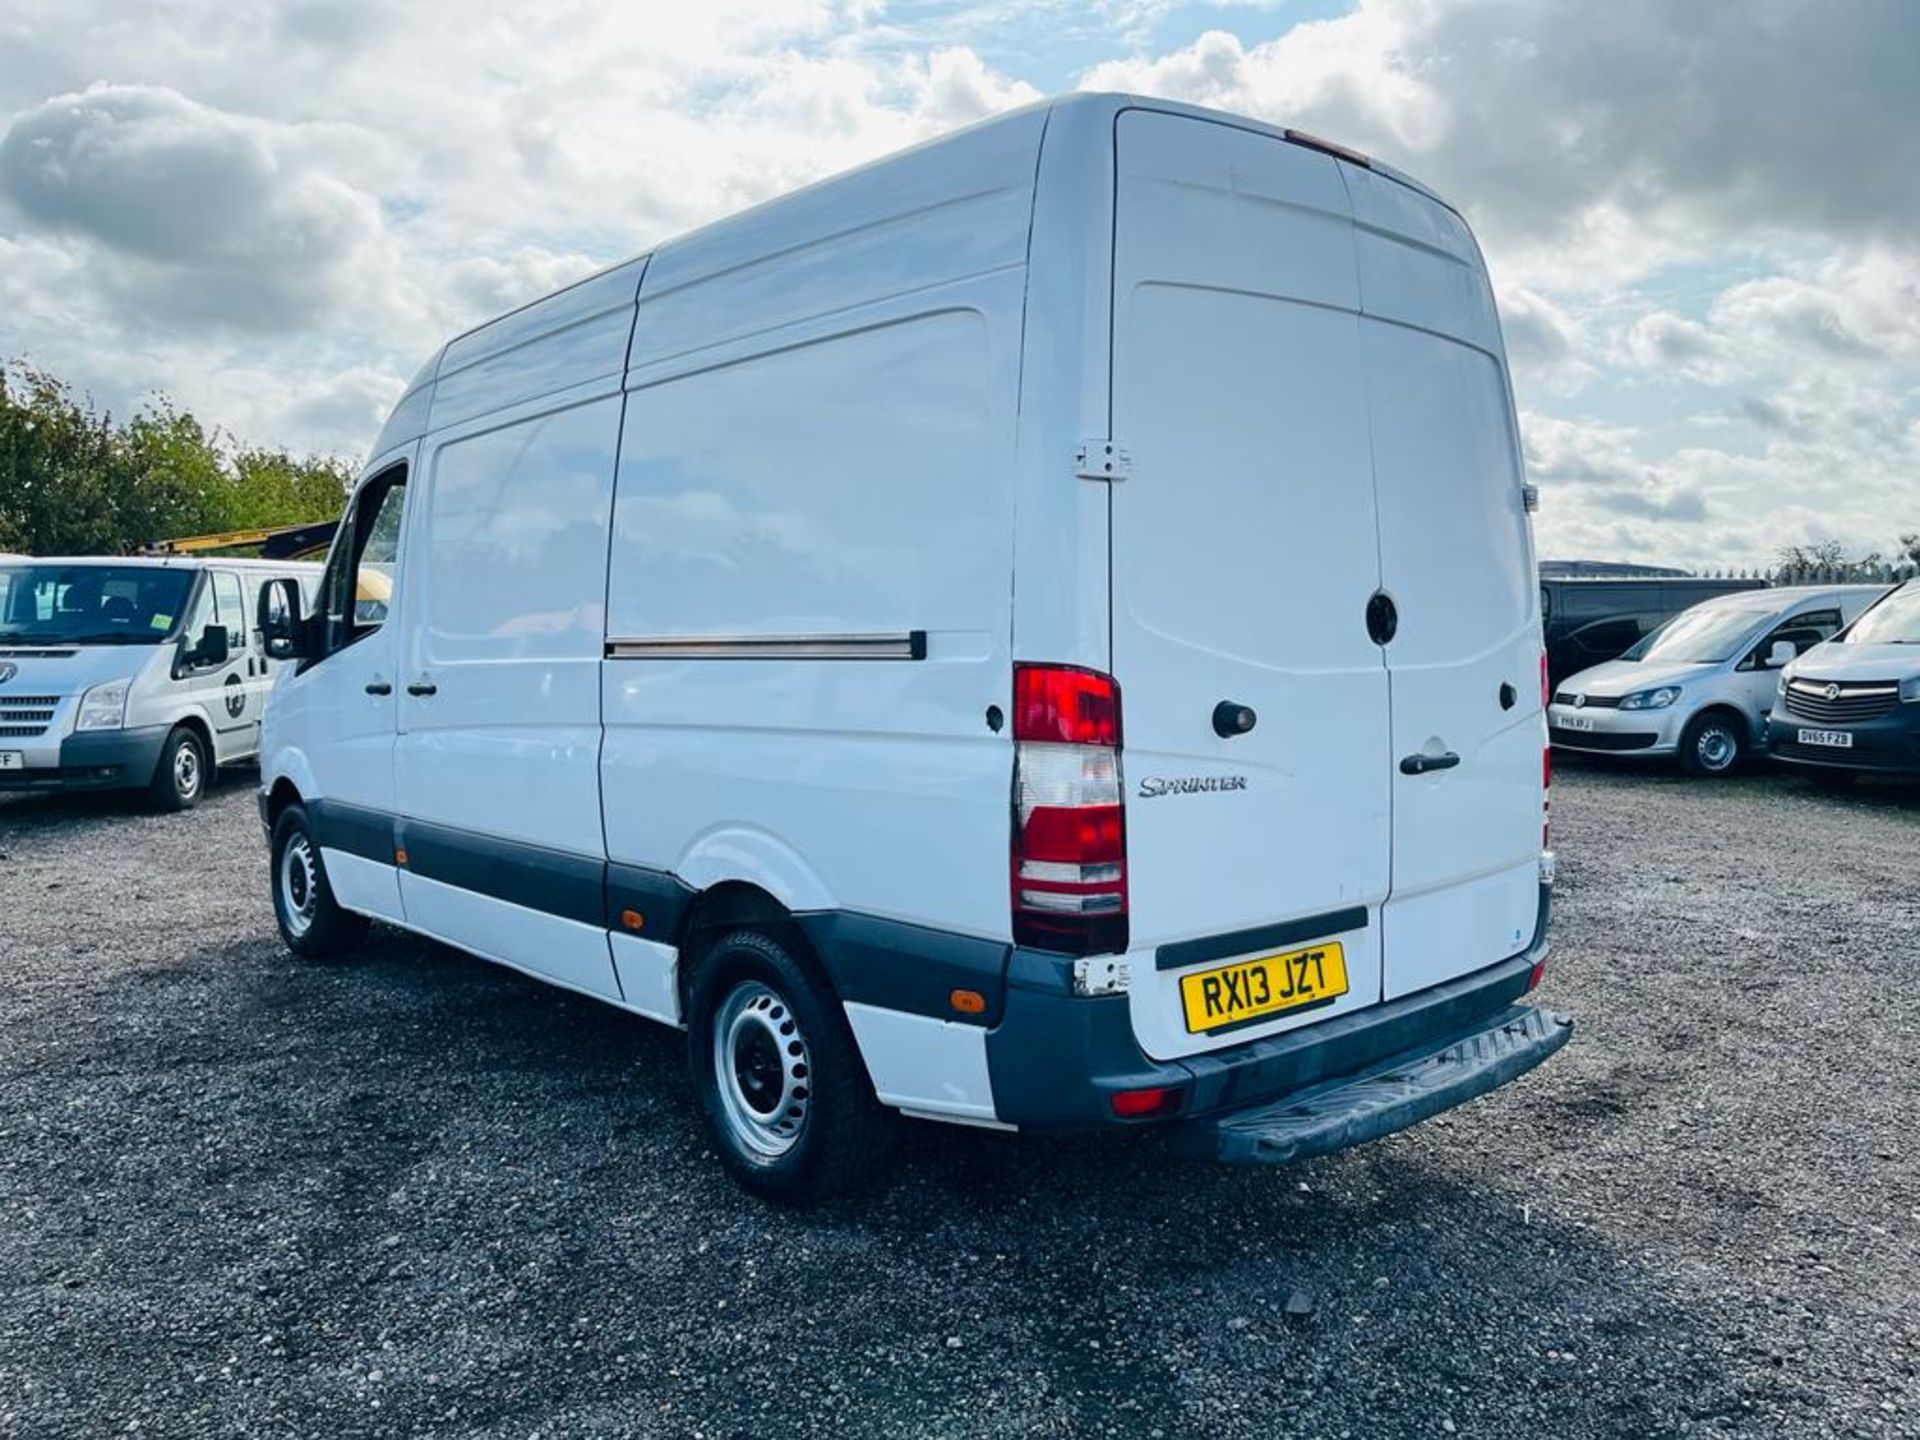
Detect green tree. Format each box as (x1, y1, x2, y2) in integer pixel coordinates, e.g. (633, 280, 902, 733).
(0, 359, 351, 555)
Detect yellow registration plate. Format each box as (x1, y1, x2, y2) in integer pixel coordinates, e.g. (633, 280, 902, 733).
(1180, 941, 1349, 1034)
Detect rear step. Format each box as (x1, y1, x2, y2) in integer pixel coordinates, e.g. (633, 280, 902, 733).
(1167, 1004, 1573, 1165)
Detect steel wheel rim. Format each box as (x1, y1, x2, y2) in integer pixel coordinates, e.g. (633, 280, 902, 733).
(174, 740, 201, 799)
(712, 979, 811, 1159)
(280, 834, 318, 939)
(1697, 726, 1736, 771)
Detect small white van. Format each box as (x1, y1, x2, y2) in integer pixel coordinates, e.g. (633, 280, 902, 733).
(1548, 585, 1886, 776)
(257, 95, 1566, 1200)
(0, 556, 319, 808)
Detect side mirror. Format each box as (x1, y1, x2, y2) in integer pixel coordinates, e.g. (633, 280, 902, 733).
(1764, 639, 1797, 669)
(190, 623, 231, 668)
(258, 577, 309, 662)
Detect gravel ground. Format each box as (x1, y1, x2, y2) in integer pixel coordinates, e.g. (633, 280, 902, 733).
(1, 762, 1916, 1439)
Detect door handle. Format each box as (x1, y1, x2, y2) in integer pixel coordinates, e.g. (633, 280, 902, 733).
(1400, 751, 1461, 775)
(406, 680, 437, 697)
(364, 680, 392, 696)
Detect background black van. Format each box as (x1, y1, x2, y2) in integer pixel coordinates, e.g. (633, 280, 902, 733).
(1542, 575, 1769, 688)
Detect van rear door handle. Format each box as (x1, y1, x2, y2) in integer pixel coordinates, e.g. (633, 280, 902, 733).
(1400, 751, 1460, 775)
(364, 680, 392, 696)
(406, 680, 437, 697)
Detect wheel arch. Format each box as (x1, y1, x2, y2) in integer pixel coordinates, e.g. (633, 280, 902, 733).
(674, 880, 832, 1014)
(265, 775, 306, 828)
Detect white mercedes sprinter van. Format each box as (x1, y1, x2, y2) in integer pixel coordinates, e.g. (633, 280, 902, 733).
(257, 95, 1566, 1201)
(0, 556, 319, 808)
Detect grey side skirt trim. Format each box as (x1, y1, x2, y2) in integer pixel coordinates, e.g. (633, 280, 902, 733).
(306, 798, 396, 864)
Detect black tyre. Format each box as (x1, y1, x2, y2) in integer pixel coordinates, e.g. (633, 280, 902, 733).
(1809, 767, 1858, 791)
(1678, 711, 1744, 778)
(270, 803, 370, 958)
(686, 928, 894, 1204)
(149, 725, 209, 811)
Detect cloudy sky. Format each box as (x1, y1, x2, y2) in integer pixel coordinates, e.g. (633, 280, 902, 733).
(1, 0, 1915, 568)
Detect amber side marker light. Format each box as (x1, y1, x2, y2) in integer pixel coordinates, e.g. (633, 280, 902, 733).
(620, 909, 645, 932)
(949, 988, 987, 1016)
(394, 848, 409, 867)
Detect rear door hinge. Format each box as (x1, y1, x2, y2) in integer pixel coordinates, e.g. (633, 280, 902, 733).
(1076, 438, 1132, 482)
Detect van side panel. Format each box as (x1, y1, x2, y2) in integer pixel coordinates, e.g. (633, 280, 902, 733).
(394, 382, 624, 1001)
(629, 112, 1044, 376)
(603, 291, 1023, 939)
(429, 259, 646, 431)
(599, 115, 1043, 953)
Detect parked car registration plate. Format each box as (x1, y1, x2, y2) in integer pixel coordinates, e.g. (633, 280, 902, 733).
(1180, 941, 1348, 1034)
(1557, 713, 1596, 732)
(0, 752, 22, 770)
(1798, 728, 1853, 749)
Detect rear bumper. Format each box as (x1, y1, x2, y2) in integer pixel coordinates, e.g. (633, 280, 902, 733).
(0, 724, 170, 792)
(984, 885, 1556, 1137)
(1767, 709, 1920, 774)
(1167, 1003, 1571, 1163)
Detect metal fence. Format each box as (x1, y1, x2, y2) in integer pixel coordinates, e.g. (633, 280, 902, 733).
(1757, 564, 1918, 586)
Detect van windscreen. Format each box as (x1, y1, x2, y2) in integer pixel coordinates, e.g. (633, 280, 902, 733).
(1620, 601, 1774, 664)
(1843, 584, 1920, 645)
(0, 564, 194, 644)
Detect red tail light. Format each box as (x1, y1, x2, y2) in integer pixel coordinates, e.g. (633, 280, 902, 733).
(1014, 663, 1121, 746)
(1012, 663, 1128, 954)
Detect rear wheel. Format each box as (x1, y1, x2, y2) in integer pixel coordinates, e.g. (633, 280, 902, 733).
(686, 928, 893, 1204)
(270, 804, 369, 958)
(149, 726, 208, 811)
(1679, 711, 1743, 778)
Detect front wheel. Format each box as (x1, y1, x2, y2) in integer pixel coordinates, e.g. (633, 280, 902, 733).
(270, 803, 369, 958)
(686, 928, 894, 1204)
(1679, 711, 1744, 778)
(149, 725, 209, 811)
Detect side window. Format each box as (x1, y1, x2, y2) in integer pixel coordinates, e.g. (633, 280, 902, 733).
(181, 575, 219, 656)
(1760, 608, 1842, 660)
(1572, 616, 1644, 657)
(212, 571, 245, 646)
(321, 467, 408, 652)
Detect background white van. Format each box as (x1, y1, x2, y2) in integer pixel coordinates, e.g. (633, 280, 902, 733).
(0, 556, 319, 808)
(258, 94, 1564, 1201)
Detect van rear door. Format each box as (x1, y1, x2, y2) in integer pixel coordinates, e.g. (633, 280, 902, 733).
(1108, 111, 1542, 1060)
(1348, 165, 1542, 998)
(1108, 112, 1392, 1063)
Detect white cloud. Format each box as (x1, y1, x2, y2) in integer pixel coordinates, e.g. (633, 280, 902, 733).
(0, 0, 1914, 575)
(1078, 1, 1920, 291)
(1622, 312, 1740, 386)
(0, 84, 400, 332)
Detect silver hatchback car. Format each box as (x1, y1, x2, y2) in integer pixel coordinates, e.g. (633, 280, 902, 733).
(1547, 585, 1887, 776)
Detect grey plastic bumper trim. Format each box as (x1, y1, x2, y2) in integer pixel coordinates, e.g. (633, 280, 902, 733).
(1167, 1003, 1573, 1165)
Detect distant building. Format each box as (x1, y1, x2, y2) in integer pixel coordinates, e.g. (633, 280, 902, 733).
(1538, 559, 1691, 579)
